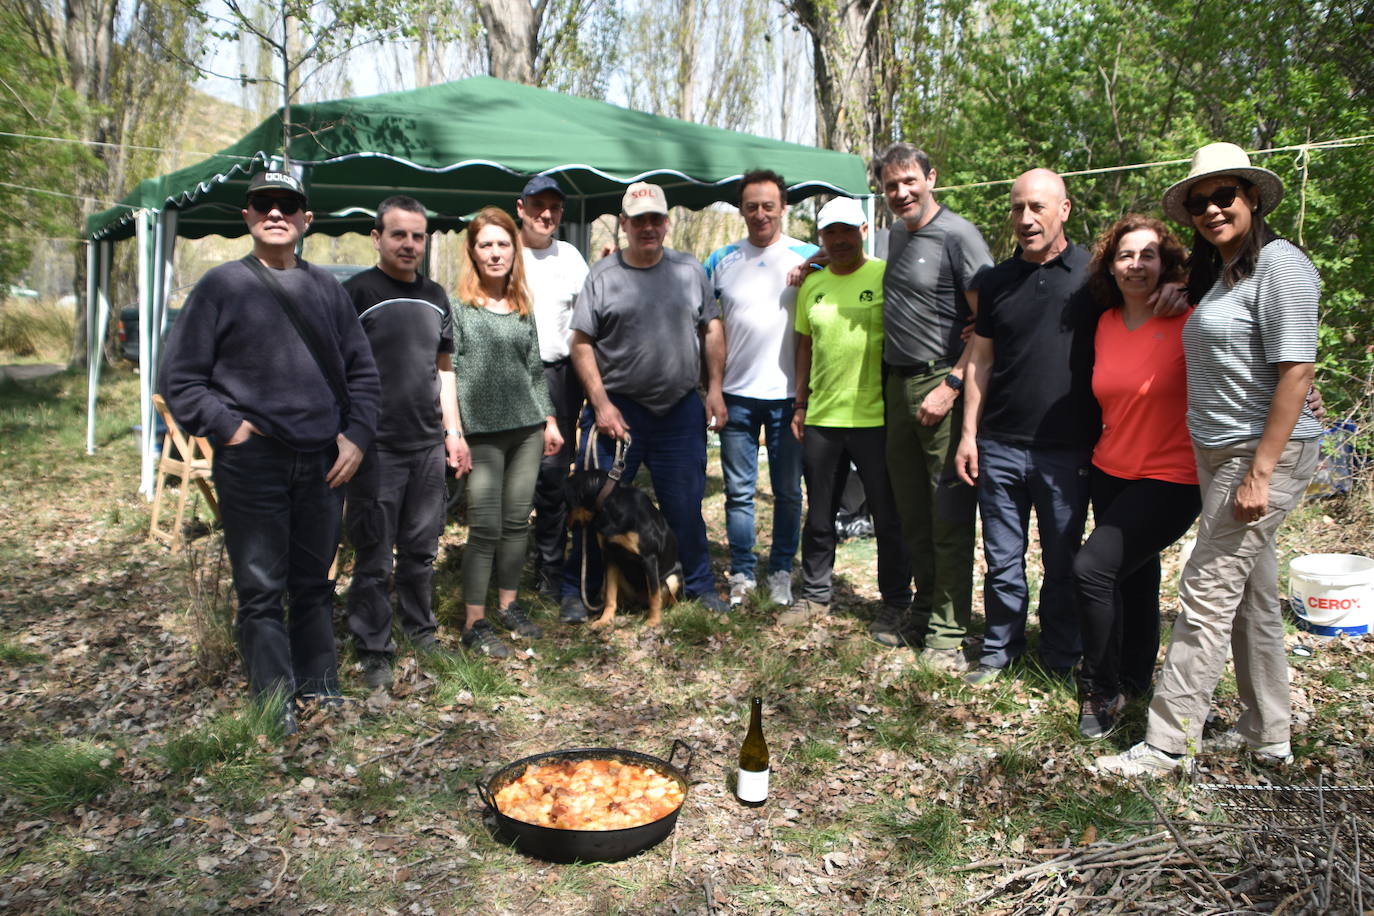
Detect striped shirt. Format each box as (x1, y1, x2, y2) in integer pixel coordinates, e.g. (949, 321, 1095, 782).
(1182, 239, 1322, 448)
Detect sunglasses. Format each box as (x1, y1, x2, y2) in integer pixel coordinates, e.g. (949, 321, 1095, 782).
(1183, 185, 1243, 217)
(248, 196, 304, 215)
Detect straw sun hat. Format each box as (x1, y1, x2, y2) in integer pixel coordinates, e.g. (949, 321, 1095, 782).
(1162, 142, 1284, 224)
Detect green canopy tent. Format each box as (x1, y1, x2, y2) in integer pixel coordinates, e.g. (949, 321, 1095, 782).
(82, 76, 872, 494)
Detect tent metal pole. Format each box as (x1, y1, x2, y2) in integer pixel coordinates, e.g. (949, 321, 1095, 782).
(84, 240, 99, 455)
(136, 211, 157, 498)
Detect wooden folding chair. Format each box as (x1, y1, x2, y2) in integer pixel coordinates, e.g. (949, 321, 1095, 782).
(149, 394, 221, 551)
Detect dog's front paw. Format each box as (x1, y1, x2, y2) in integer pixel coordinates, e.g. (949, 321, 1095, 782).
(588, 615, 615, 631)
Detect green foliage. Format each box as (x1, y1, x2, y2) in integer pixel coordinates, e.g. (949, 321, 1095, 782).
(0, 299, 77, 360)
(868, 800, 964, 866)
(888, 0, 1374, 427)
(159, 691, 291, 775)
(0, 739, 121, 811)
(0, 640, 47, 664)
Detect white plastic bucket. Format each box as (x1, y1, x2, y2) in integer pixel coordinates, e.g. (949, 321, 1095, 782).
(1289, 553, 1374, 637)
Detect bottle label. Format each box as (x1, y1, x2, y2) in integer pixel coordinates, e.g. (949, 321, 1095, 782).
(737, 767, 769, 803)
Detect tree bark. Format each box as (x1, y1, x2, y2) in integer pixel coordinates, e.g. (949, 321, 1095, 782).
(475, 0, 539, 84)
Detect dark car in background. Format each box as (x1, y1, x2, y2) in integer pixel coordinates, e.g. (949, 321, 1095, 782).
(118, 264, 370, 362)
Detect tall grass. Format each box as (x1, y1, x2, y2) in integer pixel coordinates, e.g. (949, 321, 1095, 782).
(0, 299, 74, 361)
(0, 739, 121, 811)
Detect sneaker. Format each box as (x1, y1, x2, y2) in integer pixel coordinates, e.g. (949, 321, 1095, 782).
(918, 646, 969, 675)
(695, 592, 730, 614)
(559, 595, 589, 624)
(766, 570, 793, 606)
(869, 604, 912, 647)
(1078, 692, 1126, 739)
(964, 664, 1003, 687)
(1095, 741, 1187, 777)
(461, 619, 512, 659)
(1209, 729, 1294, 764)
(360, 653, 393, 689)
(277, 702, 299, 738)
(492, 600, 543, 639)
(728, 573, 756, 607)
(777, 598, 828, 626)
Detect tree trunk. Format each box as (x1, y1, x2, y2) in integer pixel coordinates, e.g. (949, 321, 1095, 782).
(475, 0, 539, 84)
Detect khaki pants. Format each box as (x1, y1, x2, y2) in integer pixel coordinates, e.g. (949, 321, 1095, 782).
(1145, 438, 1319, 755)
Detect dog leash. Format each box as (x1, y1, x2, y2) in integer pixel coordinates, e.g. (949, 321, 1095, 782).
(577, 429, 631, 613)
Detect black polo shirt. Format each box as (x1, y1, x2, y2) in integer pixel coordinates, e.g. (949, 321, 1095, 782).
(971, 242, 1101, 450)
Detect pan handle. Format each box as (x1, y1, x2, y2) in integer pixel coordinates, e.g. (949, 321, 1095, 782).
(668, 739, 694, 779)
(475, 775, 497, 811)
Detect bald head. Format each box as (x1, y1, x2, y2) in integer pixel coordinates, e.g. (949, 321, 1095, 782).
(1010, 168, 1071, 263)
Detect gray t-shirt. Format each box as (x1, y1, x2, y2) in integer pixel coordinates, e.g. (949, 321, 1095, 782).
(883, 206, 993, 366)
(1182, 239, 1322, 448)
(571, 248, 720, 415)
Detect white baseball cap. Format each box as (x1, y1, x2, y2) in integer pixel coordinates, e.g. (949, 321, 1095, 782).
(816, 196, 867, 229)
(622, 181, 669, 217)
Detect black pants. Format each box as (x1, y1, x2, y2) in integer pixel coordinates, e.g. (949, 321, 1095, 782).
(531, 359, 583, 578)
(345, 444, 446, 656)
(213, 434, 344, 699)
(799, 425, 911, 607)
(1073, 468, 1200, 698)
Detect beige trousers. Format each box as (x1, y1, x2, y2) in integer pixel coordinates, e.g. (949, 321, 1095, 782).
(1145, 437, 1320, 755)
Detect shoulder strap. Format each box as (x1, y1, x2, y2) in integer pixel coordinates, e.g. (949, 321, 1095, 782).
(240, 255, 351, 416)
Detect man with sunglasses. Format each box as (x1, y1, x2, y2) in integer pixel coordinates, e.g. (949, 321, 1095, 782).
(161, 170, 380, 734)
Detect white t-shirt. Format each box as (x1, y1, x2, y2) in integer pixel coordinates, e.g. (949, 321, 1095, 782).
(704, 235, 818, 400)
(523, 240, 589, 363)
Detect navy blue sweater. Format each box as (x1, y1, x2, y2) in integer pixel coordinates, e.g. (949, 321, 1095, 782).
(159, 257, 381, 452)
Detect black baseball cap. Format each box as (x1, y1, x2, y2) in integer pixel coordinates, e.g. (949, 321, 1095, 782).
(520, 175, 566, 200)
(245, 171, 307, 203)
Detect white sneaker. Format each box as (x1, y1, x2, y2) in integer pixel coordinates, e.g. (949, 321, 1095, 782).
(1095, 741, 1188, 777)
(728, 573, 756, 606)
(766, 570, 793, 606)
(1209, 728, 1294, 764)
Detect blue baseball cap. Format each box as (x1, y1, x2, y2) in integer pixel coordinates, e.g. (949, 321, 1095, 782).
(521, 175, 566, 199)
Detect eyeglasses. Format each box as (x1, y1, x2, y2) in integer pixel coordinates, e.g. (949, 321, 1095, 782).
(1183, 185, 1242, 217)
(248, 196, 303, 215)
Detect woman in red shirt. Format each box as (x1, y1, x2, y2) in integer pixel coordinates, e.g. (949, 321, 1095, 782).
(1073, 215, 1200, 739)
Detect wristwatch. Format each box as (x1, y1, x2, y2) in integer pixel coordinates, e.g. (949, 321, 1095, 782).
(445, 428, 463, 438)
(943, 373, 964, 392)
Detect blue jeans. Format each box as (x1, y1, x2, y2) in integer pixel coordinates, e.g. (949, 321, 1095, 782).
(562, 391, 715, 599)
(976, 437, 1090, 670)
(719, 394, 803, 580)
(213, 433, 344, 699)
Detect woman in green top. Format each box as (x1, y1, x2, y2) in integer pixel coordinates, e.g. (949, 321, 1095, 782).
(453, 207, 563, 658)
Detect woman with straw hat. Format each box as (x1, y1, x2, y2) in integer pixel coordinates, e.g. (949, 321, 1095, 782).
(1096, 142, 1323, 776)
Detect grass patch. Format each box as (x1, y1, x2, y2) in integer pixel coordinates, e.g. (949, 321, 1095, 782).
(664, 601, 730, 644)
(0, 299, 74, 361)
(1040, 785, 1157, 842)
(159, 693, 288, 777)
(0, 639, 46, 664)
(868, 799, 964, 866)
(0, 738, 121, 811)
(427, 649, 519, 704)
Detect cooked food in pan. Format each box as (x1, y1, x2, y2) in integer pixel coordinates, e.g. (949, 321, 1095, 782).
(494, 758, 685, 830)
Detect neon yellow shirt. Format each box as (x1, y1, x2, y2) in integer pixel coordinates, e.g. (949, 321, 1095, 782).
(795, 258, 886, 428)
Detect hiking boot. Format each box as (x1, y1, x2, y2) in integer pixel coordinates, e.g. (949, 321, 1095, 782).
(1078, 692, 1126, 739)
(728, 573, 756, 607)
(777, 598, 828, 626)
(492, 600, 543, 639)
(560, 595, 589, 624)
(964, 664, 1003, 687)
(918, 646, 969, 675)
(1209, 729, 1294, 765)
(534, 567, 562, 600)
(409, 632, 439, 652)
(461, 619, 512, 659)
(360, 653, 393, 690)
(1095, 741, 1188, 777)
(766, 570, 793, 606)
(869, 604, 912, 647)
(696, 592, 730, 614)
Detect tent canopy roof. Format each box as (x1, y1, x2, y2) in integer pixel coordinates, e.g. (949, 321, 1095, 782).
(87, 76, 870, 241)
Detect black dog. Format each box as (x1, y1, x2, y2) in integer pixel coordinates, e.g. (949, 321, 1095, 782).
(564, 468, 683, 628)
